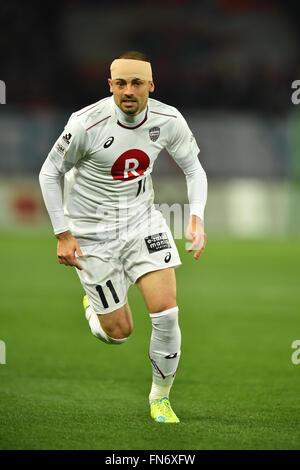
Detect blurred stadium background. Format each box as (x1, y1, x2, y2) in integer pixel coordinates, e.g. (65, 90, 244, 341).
(1, 0, 300, 450)
(1, 0, 300, 236)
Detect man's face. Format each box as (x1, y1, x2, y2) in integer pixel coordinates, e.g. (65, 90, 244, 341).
(108, 77, 154, 115)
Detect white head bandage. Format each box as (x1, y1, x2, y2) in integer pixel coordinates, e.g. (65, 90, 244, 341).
(110, 59, 153, 82)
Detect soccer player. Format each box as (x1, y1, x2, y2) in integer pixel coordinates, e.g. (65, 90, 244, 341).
(39, 51, 207, 423)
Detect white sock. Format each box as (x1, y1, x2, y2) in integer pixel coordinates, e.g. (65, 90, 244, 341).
(149, 382, 173, 404)
(148, 306, 181, 403)
(85, 305, 129, 345)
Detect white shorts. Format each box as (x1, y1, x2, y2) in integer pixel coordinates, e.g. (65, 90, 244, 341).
(75, 211, 181, 314)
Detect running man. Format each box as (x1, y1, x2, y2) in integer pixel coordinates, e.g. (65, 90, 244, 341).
(39, 51, 207, 423)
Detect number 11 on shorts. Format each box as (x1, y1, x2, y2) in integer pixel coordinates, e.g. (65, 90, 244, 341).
(96, 280, 120, 309)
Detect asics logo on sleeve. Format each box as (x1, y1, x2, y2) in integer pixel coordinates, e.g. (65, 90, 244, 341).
(111, 149, 150, 181)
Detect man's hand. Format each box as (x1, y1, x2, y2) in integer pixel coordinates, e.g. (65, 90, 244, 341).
(55, 230, 83, 270)
(186, 215, 207, 260)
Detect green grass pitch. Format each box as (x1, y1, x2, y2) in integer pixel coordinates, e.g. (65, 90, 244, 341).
(0, 232, 300, 450)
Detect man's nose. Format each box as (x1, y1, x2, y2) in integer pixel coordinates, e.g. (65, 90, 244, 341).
(123, 84, 134, 95)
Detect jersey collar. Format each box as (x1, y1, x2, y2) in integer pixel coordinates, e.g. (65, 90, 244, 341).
(111, 96, 148, 129)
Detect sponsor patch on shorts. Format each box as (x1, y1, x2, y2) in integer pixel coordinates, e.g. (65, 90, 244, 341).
(144, 232, 171, 253)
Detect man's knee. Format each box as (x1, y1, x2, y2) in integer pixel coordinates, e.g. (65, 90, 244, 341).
(102, 323, 133, 340)
(149, 298, 177, 314)
(99, 317, 133, 343)
(94, 302, 133, 344)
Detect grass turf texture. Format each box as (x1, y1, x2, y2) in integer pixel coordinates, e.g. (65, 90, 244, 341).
(0, 232, 299, 450)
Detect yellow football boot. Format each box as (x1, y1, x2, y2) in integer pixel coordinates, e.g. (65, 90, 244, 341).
(150, 397, 180, 423)
(83, 294, 92, 321)
(82, 294, 89, 311)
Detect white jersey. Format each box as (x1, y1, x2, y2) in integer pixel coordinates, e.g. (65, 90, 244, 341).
(40, 96, 207, 244)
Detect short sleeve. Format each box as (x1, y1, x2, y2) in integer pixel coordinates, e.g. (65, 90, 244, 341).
(48, 114, 90, 173)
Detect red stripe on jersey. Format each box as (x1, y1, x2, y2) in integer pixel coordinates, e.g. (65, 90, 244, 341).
(150, 111, 177, 118)
(77, 103, 99, 116)
(86, 115, 111, 131)
(117, 114, 148, 129)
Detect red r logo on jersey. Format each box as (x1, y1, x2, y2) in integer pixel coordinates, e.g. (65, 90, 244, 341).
(111, 149, 150, 181)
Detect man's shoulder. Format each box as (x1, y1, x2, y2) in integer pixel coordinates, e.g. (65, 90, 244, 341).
(68, 97, 113, 131)
(148, 98, 181, 119)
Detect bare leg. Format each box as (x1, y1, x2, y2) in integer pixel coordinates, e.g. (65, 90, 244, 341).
(97, 302, 133, 339)
(136, 267, 177, 313)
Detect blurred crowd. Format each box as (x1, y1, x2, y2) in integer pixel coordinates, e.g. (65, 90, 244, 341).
(1, 0, 299, 114)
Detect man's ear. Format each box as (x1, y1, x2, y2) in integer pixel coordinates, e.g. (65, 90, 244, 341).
(149, 81, 155, 93)
(108, 78, 113, 93)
